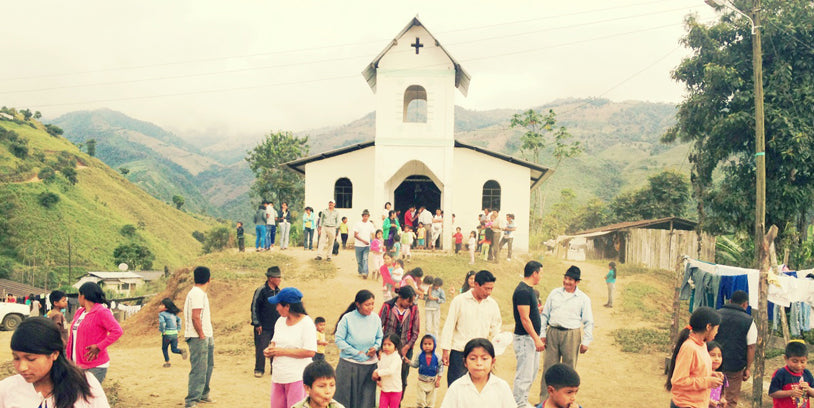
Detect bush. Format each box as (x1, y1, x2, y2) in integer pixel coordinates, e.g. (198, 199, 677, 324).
(120, 224, 137, 238)
(45, 124, 63, 137)
(38, 192, 60, 208)
(192, 231, 205, 243)
(38, 167, 56, 183)
(60, 167, 77, 185)
(202, 226, 231, 254)
(9, 141, 28, 158)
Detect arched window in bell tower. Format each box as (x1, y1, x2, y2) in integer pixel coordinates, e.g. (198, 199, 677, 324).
(403, 85, 427, 123)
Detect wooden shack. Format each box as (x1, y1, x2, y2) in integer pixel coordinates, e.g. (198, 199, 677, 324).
(555, 217, 716, 270)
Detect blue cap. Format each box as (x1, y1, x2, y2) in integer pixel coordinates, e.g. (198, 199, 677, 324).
(268, 287, 303, 304)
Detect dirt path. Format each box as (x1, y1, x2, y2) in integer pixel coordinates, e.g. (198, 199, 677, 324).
(0, 251, 677, 407)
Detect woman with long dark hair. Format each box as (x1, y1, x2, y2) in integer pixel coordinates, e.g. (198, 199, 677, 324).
(334, 289, 383, 408)
(66, 282, 123, 384)
(264, 287, 317, 408)
(0, 317, 110, 407)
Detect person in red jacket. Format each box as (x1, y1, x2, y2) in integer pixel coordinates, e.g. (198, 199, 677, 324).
(66, 282, 123, 384)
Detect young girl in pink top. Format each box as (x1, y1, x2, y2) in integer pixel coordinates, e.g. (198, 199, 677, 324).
(665, 307, 723, 408)
(370, 229, 384, 277)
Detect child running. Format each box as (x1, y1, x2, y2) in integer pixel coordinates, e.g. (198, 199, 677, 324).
(370, 230, 385, 277)
(538, 363, 582, 408)
(440, 338, 514, 407)
(291, 360, 346, 408)
(769, 340, 814, 408)
(158, 298, 188, 367)
(468, 231, 477, 265)
(707, 341, 727, 408)
(409, 334, 444, 408)
(372, 334, 404, 408)
(665, 306, 724, 408)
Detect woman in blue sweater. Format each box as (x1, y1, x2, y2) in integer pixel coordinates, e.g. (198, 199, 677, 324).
(158, 298, 188, 367)
(334, 290, 383, 408)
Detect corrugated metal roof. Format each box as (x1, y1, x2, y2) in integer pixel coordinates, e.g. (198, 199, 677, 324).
(572, 217, 698, 235)
(361, 17, 471, 96)
(0, 279, 49, 296)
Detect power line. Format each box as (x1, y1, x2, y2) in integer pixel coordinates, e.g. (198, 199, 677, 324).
(5, 0, 696, 82)
(26, 22, 687, 108)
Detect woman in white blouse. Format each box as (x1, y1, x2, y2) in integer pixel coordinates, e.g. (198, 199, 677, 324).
(0, 317, 109, 408)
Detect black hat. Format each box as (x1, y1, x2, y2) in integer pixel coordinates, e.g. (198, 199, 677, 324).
(266, 266, 282, 278)
(564, 265, 581, 281)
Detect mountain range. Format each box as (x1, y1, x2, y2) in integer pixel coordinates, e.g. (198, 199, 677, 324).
(52, 98, 689, 223)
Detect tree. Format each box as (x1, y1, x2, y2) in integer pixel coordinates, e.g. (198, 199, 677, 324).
(246, 130, 309, 209)
(60, 167, 77, 185)
(664, 1, 814, 255)
(113, 243, 154, 270)
(33, 111, 41, 120)
(120, 224, 137, 238)
(510, 109, 582, 219)
(85, 139, 96, 157)
(38, 167, 56, 183)
(172, 195, 185, 210)
(20, 109, 32, 121)
(119, 167, 130, 176)
(609, 170, 690, 222)
(38, 192, 60, 208)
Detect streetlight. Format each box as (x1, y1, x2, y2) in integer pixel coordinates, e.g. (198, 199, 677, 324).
(706, 2, 766, 407)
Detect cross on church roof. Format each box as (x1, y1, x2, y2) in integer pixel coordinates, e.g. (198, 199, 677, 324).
(411, 37, 423, 54)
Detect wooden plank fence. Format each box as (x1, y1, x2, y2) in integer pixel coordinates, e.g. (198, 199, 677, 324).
(625, 228, 715, 270)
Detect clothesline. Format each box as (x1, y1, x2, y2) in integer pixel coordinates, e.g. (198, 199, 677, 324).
(682, 257, 814, 311)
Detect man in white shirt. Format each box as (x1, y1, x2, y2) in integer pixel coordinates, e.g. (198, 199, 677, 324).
(440, 270, 502, 386)
(418, 206, 434, 249)
(185, 266, 215, 408)
(353, 209, 376, 278)
(539, 266, 593, 401)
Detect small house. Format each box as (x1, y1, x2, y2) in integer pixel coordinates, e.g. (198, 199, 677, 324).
(73, 272, 145, 295)
(555, 217, 716, 270)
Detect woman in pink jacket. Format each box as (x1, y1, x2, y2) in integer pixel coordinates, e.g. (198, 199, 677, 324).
(66, 282, 123, 384)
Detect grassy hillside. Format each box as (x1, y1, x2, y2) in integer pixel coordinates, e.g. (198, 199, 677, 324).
(0, 115, 213, 288)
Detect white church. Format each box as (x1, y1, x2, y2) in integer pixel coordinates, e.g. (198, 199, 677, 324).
(285, 17, 551, 251)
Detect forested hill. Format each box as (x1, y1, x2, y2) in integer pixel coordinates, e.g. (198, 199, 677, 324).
(0, 110, 212, 287)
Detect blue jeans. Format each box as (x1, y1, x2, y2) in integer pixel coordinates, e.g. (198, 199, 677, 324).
(87, 367, 107, 384)
(162, 334, 182, 362)
(512, 334, 540, 407)
(185, 337, 214, 407)
(303, 228, 314, 249)
(265, 225, 276, 248)
(355, 246, 370, 276)
(255, 224, 266, 249)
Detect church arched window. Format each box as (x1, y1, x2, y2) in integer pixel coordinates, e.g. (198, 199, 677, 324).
(403, 85, 427, 123)
(334, 178, 353, 209)
(482, 180, 501, 211)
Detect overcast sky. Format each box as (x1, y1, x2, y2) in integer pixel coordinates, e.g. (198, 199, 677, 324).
(1, 0, 719, 140)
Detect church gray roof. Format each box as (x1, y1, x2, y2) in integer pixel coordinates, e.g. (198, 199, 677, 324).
(361, 16, 471, 96)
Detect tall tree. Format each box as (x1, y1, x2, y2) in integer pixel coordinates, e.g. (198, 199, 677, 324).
(85, 139, 96, 157)
(172, 195, 185, 210)
(664, 1, 814, 254)
(245, 130, 309, 209)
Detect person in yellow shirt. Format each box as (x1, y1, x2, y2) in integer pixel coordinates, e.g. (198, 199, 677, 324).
(339, 217, 350, 248)
(314, 317, 328, 361)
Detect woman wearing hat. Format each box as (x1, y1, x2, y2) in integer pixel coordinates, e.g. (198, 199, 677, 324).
(263, 287, 318, 408)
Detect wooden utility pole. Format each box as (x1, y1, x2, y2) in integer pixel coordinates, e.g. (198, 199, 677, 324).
(670, 255, 685, 342)
(753, 225, 776, 408)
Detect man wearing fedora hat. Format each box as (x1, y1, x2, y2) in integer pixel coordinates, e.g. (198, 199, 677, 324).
(538, 265, 593, 402)
(250, 266, 282, 378)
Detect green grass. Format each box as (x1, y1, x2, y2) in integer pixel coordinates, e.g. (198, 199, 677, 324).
(0, 119, 217, 287)
(613, 327, 671, 353)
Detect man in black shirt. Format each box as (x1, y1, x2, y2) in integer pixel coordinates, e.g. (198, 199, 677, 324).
(250, 266, 282, 378)
(512, 260, 544, 407)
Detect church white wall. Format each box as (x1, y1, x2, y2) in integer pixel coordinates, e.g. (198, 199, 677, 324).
(451, 148, 532, 252)
(376, 25, 456, 147)
(303, 147, 377, 229)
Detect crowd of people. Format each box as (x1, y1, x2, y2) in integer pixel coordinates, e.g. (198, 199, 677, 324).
(4, 242, 809, 408)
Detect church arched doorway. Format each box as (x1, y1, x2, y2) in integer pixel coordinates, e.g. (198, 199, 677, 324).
(394, 175, 441, 219)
